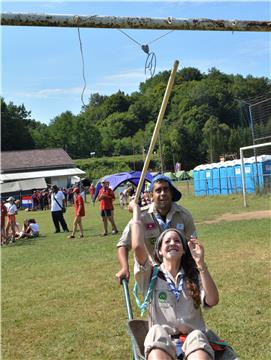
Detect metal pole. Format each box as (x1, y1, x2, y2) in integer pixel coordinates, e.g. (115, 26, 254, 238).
(248, 105, 260, 189)
(240, 148, 247, 207)
(239, 142, 271, 207)
(122, 279, 138, 360)
(1, 13, 271, 32)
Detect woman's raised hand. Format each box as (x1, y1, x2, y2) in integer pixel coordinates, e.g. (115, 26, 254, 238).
(188, 237, 205, 267)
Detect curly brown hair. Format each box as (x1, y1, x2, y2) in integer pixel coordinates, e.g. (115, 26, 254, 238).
(181, 251, 201, 307)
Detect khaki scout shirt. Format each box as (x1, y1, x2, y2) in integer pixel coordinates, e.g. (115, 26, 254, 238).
(117, 202, 196, 258)
(134, 260, 207, 334)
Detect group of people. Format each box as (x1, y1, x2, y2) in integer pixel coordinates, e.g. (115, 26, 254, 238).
(1, 196, 40, 245)
(115, 174, 237, 360)
(50, 180, 118, 238)
(31, 189, 50, 211)
(2, 173, 237, 358)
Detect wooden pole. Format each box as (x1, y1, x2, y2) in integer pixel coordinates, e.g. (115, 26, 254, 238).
(2, 13, 271, 32)
(134, 60, 179, 204)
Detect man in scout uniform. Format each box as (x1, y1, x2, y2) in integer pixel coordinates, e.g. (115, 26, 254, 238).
(116, 174, 196, 283)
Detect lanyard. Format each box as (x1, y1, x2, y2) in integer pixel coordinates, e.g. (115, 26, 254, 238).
(133, 265, 159, 316)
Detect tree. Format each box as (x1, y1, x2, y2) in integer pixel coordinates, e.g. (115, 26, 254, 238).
(178, 67, 203, 82)
(1, 98, 35, 151)
(72, 115, 102, 158)
(28, 120, 50, 149)
(48, 111, 75, 152)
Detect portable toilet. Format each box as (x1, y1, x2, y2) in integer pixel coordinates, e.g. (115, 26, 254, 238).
(212, 163, 221, 195)
(233, 159, 243, 193)
(262, 155, 271, 190)
(225, 160, 236, 194)
(219, 162, 231, 195)
(193, 164, 208, 196)
(244, 157, 256, 193)
(193, 165, 201, 196)
(252, 155, 271, 191)
(234, 158, 257, 193)
(205, 164, 213, 195)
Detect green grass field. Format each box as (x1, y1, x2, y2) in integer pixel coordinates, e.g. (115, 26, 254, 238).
(2, 192, 270, 359)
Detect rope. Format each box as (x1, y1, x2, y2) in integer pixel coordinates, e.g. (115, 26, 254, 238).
(77, 27, 87, 107)
(118, 28, 174, 78)
(148, 30, 175, 45)
(118, 28, 141, 47)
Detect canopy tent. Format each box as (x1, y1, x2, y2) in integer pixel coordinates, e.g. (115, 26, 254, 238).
(94, 171, 153, 200)
(163, 172, 177, 180)
(0, 178, 47, 194)
(175, 170, 192, 180)
(188, 170, 194, 179)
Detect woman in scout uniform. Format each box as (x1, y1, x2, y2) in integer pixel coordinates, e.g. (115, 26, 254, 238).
(130, 200, 219, 360)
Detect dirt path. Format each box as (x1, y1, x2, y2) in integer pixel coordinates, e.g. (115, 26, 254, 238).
(197, 210, 271, 224)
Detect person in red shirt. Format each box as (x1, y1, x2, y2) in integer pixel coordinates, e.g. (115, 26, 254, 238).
(98, 180, 118, 236)
(1, 200, 8, 245)
(89, 183, 96, 206)
(68, 187, 85, 239)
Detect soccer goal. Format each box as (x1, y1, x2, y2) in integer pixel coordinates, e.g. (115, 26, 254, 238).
(240, 142, 271, 207)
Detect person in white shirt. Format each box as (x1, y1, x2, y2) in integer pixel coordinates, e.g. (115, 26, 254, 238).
(17, 219, 40, 239)
(50, 185, 69, 233)
(5, 196, 18, 243)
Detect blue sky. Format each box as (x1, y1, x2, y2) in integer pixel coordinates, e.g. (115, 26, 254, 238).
(2, 1, 270, 124)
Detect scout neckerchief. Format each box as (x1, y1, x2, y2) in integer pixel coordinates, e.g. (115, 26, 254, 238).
(133, 265, 159, 316)
(154, 213, 171, 230)
(163, 270, 184, 302)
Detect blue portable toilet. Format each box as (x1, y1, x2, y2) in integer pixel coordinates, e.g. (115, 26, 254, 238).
(199, 164, 208, 196)
(234, 157, 257, 193)
(252, 155, 271, 190)
(233, 160, 243, 193)
(193, 164, 209, 196)
(262, 155, 271, 189)
(254, 155, 264, 189)
(205, 164, 213, 195)
(220, 161, 236, 195)
(211, 163, 221, 195)
(193, 165, 201, 196)
(225, 160, 236, 194)
(219, 162, 231, 195)
(244, 157, 255, 193)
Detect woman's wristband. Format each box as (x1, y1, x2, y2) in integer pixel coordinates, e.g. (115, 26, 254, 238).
(197, 263, 208, 273)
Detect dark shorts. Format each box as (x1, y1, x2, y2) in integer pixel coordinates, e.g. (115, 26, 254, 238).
(101, 209, 112, 217)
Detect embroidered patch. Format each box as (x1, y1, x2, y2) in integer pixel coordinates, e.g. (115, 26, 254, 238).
(145, 222, 157, 230)
(176, 223, 184, 230)
(150, 238, 156, 245)
(158, 291, 167, 303)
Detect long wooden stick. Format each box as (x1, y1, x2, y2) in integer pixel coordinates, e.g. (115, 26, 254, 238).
(134, 60, 179, 204)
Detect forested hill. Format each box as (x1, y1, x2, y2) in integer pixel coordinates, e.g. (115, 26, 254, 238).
(2, 67, 270, 170)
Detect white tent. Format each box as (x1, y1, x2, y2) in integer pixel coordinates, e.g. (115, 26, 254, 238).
(0, 178, 47, 194)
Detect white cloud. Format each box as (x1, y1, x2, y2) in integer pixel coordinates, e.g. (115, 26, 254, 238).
(104, 68, 146, 81)
(11, 86, 94, 99)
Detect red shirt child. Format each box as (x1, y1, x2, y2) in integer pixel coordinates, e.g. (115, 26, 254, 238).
(98, 183, 115, 211)
(74, 191, 85, 217)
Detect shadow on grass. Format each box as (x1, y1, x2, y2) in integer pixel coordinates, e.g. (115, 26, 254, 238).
(13, 235, 47, 246)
